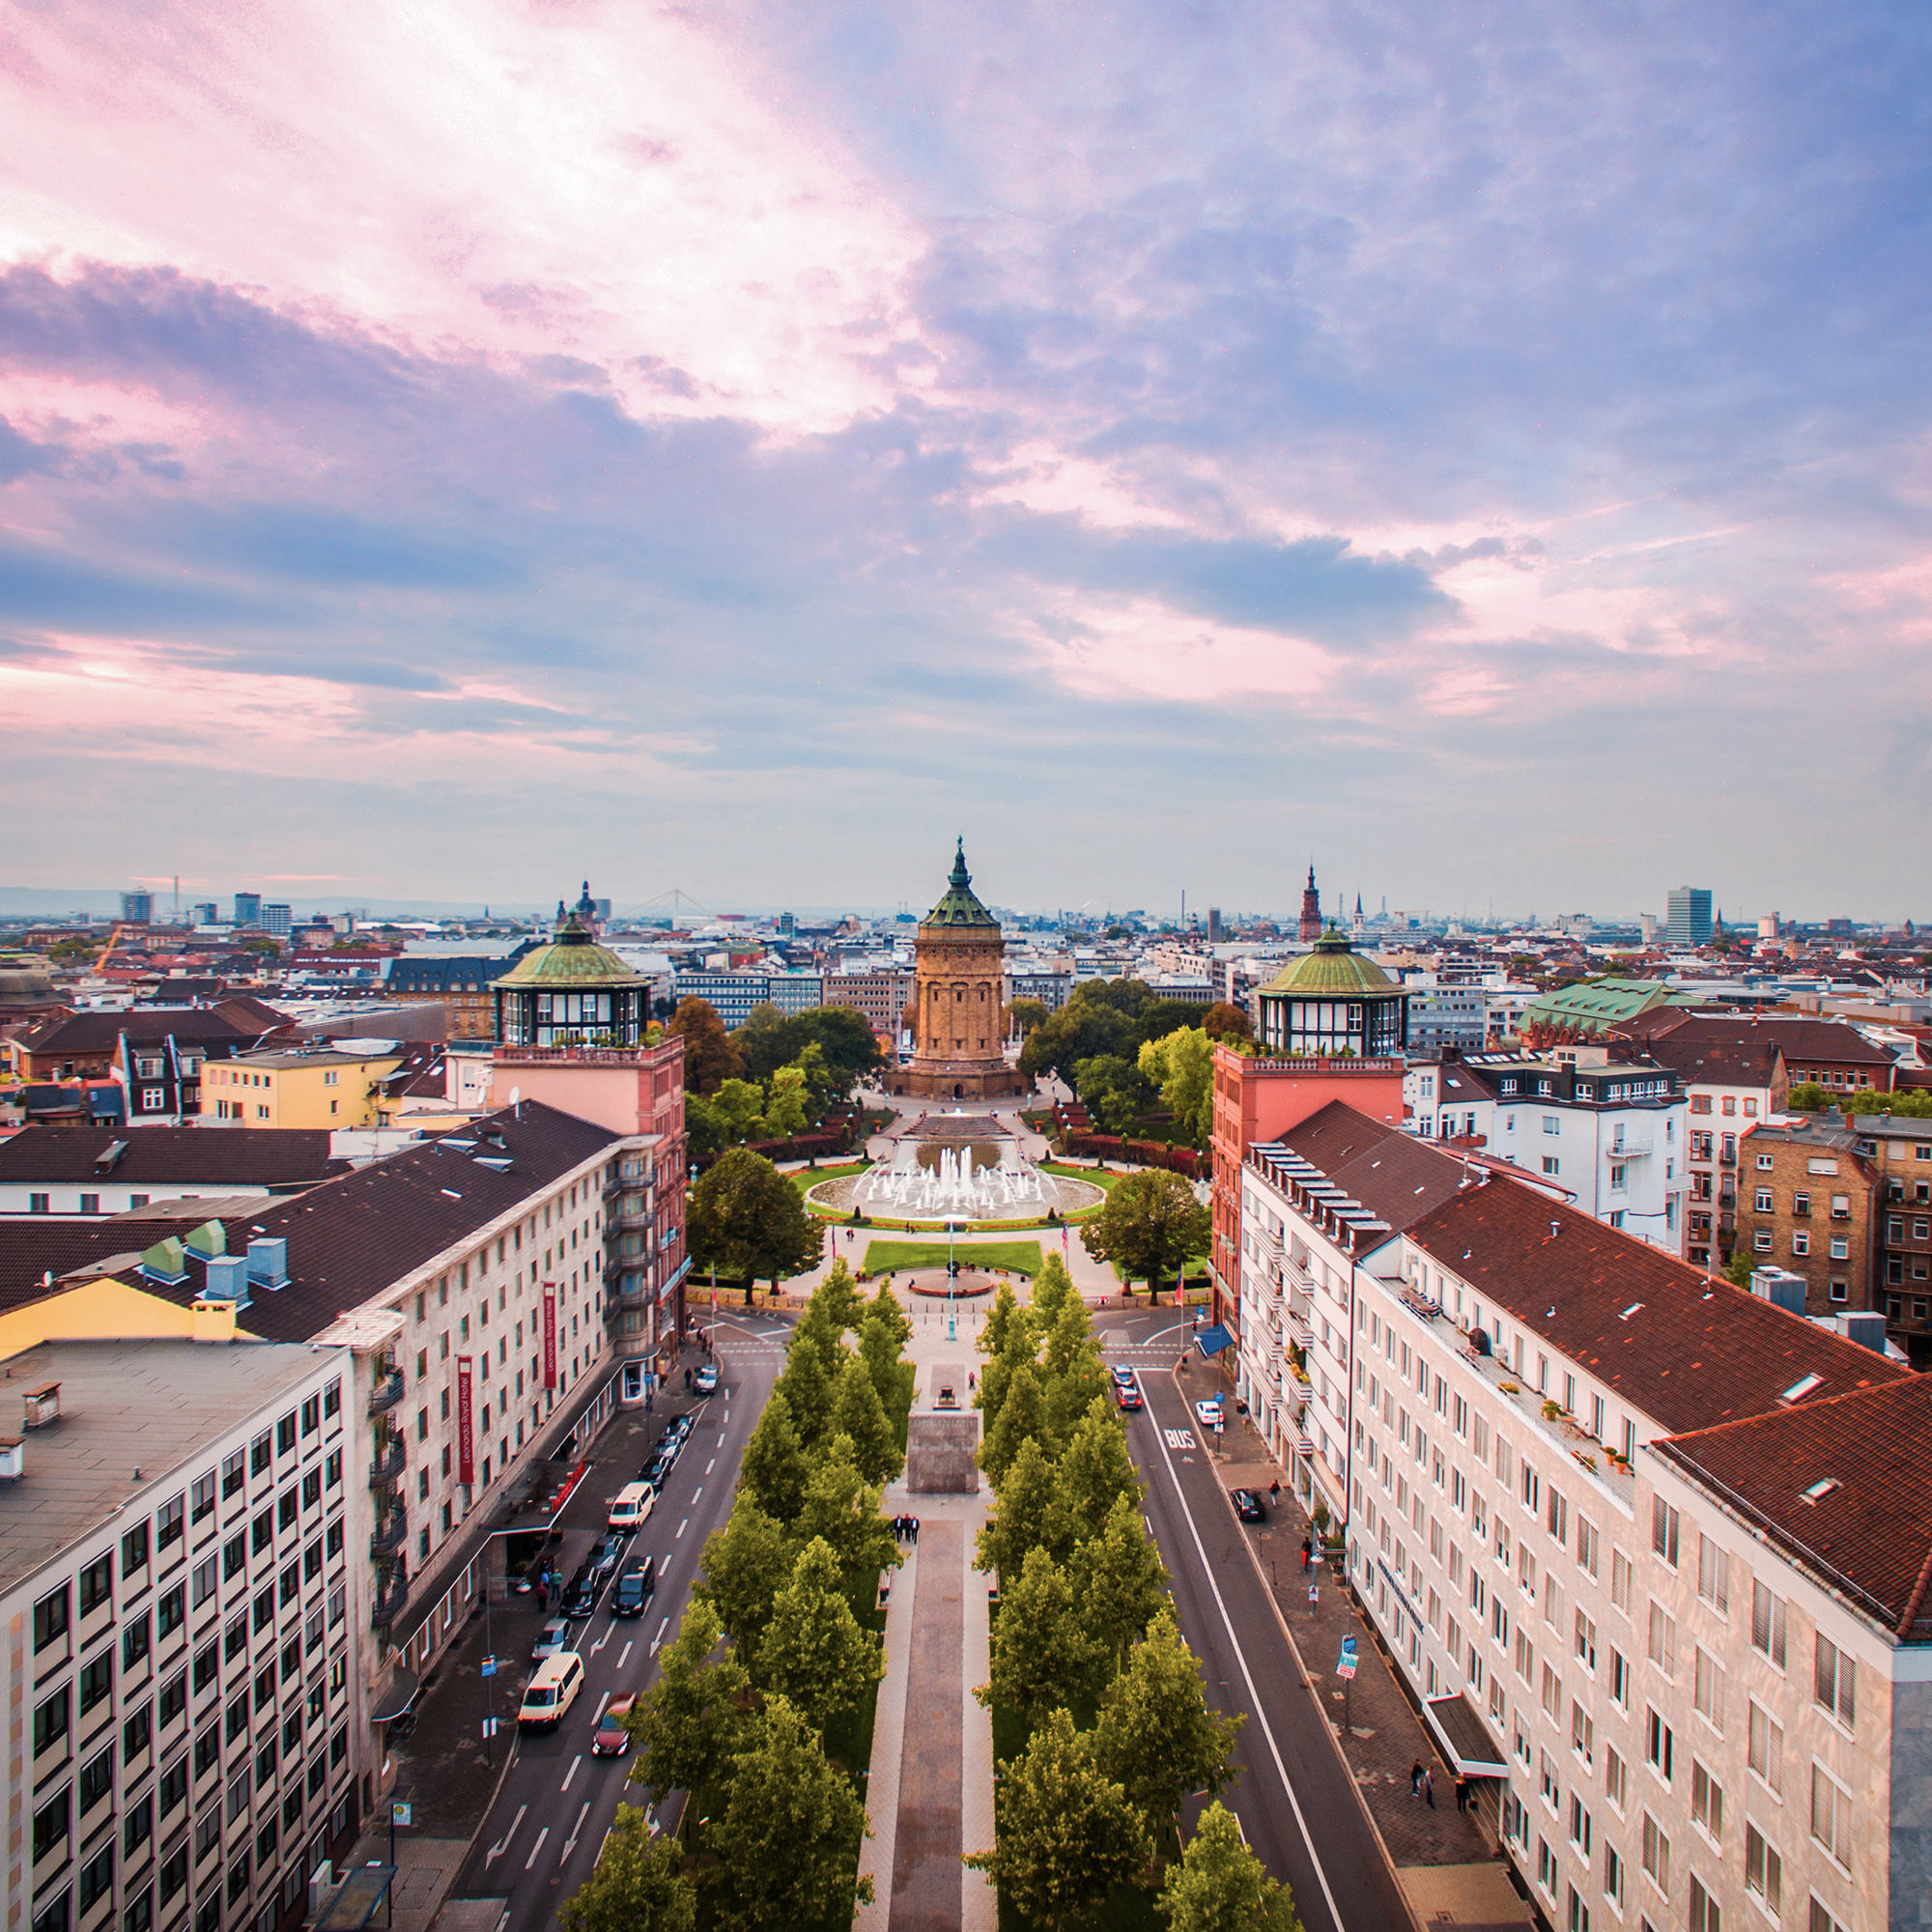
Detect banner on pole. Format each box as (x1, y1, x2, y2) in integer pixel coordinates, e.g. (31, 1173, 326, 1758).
(456, 1355, 474, 1485)
(542, 1285, 557, 1391)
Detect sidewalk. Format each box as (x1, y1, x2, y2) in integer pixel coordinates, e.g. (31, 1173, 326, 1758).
(1208, 1437, 1529, 1927)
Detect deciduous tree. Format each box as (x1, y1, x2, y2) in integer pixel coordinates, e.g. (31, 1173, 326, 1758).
(696, 1493, 796, 1653)
(859, 1313, 914, 1423)
(628, 1600, 752, 1807)
(980, 1547, 1104, 1723)
(739, 1393, 811, 1525)
(865, 1281, 913, 1349)
(754, 1537, 884, 1732)
(773, 1332, 837, 1447)
(795, 1433, 899, 1590)
(688, 1150, 821, 1291)
(831, 1353, 902, 1486)
(1201, 1002, 1251, 1044)
(761, 1064, 809, 1139)
(710, 1077, 766, 1145)
(1070, 1493, 1171, 1672)
(964, 1708, 1149, 1930)
(1093, 1610, 1241, 1835)
(707, 1694, 874, 1929)
(810, 1259, 867, 1335)
(977, 1435, 1075, 1583)
(668, 997, 743, 1095)
(1138, 1027, 1215, 1145)
(1081, 1170, 1210, 1301)
(980, 1363, 1047, 1486)
(1058, 1399, 1142, 1537)
(557, 1805, 695, 1932)
(1156, 1801, 1303, 1932)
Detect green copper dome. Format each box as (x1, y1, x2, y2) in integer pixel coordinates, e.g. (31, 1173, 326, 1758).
(921, 839, 998, 930)
(493, 914, 645, 989)
(1260, 924, 1398, 997)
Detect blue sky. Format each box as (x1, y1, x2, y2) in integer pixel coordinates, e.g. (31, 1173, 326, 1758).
(0, 0, 1926, 921)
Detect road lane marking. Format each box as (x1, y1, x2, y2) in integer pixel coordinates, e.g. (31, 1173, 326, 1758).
(693, 1487, 702, 1501)
(524, 1827, 550, 1871)
(560, 1801, 591, 1865)
(675, 1517, 688, 1539)
(1145, 1399, 1347, 1932)
(589, 1621, 613, 1655)
(592, 1692, 611, 1723)
(484, 1804, 526, 1865)
(1165, 1429, 1196, 1450)
(705, 1459, 715, 1474)
(616, 1640, 633, 1670)
(561, 1754, 582, 1793)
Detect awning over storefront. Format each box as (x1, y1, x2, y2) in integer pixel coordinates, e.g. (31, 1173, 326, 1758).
(1196, 1323, 1235, 1357)
(1424, 1692, 1510, 1777)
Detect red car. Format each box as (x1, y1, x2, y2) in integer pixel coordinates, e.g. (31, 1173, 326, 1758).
(591, 1694, 636, 1757)
(1115, 1376, 1143, 1410)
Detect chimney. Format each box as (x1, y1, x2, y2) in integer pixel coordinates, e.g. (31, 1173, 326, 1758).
(21, 1382, 61, 1429)
(190, 1299, 239, 1345)
(0, 1437, 22, 1480)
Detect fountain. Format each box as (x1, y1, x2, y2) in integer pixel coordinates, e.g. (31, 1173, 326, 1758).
(858, 1140, 1050, 1216)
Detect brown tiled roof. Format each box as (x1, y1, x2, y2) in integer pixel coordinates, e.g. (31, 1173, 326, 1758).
(0, 1218, 223, 1314)
(1653, 1378, 1932, 1641)
(1621, 1010, 1896, 1071)
(0, 1125, 346, 1188)
(1275, 1102, 1466, 1231)
(1405, 1177, 1908, 1436)
(1623, 1030, 1785, 1091)
(14, 1008, 271, 1053)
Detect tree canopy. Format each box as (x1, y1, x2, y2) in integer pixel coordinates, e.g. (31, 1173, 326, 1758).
(1093, 1610, 1241, 1833)
(732, 1003, 883, 1090)
(1138, 1027, 1216, 1145)
(688, 1149, 821, 1287)
(557, 1805, 695, 1932)
(1156, 1801, 1304, 1932)
(1201, 1001, 1251, 1043)
(668, 996, 744, 1095)
(1081, 1169, 1211, 1297)
(755, 1536, 884, 1731)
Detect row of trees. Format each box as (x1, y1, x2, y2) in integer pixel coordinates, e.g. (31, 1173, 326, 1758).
(1017, 978, 1251, 1092)
(965, 1259, 1301, 1930)
(668, 998, 885, 1156)
(560, 1264, 914, 1932)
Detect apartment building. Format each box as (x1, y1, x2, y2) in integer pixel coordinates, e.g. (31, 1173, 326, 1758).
(202, 1047, 405, 1129)
(1842, 1114, 1932, 1363)
(0, 1335, 366, 1932)
(1347, 1179, 1921, 1930)
(1411, 1049, 1690, 1255)
(821, 968, 913, 1043)
(1732, 1117, 1880, 1319)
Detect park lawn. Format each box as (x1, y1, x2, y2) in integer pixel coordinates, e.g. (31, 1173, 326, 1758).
(863, 1238, 1043, 1278)
(1040, 1161, 1125, 1191)
(790, 1161, 866, 1193)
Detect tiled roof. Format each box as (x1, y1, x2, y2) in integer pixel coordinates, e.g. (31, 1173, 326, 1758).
(1652, 1378, 1932, 1642)
(1270, 1102, 1466, 1231)
(1404, 1177, 1908, 1436)
(0, 1125, 346, 1187)
(14, 1007, 271, 1053)
(0, 1101, 622, 1339)
(1625, 1010, 1897, 1069)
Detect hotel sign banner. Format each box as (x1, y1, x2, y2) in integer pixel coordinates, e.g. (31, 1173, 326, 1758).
(542, 1284, 557, 1391)
(456, 1355, 474, 1486)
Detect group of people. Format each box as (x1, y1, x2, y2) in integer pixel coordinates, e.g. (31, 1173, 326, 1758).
(891, 1515, 922, 1546)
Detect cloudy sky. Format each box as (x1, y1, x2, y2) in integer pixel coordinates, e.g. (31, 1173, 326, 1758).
(1, 1, 1926, 922)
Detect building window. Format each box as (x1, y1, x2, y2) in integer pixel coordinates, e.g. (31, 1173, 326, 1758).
(1814, 1635, 1856, 1727)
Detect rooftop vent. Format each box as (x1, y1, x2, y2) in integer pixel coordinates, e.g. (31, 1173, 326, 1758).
(246, 1237, 288, 1290)
(139, 1236, 187, 1287)
(202, 1254, 249, 1304)
(0, 1437, 21, 1480)
(184, 1219, 227, 1260)
(1802, 1477, 1840, 1503)
(1780, 1373, 1825, 1405)
(1620, 1302, 1644, 1321)
(94, 1139, 128, 1173)
(21, 1382, 61, 1429)
(1749, 1267, 1807, 1318)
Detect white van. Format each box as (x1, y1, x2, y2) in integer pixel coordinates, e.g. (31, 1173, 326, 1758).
(608, 1483, 655, 1533)
(518, 1651, 584, 1731)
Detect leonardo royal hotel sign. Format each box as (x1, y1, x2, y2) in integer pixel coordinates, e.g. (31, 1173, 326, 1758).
(543, 1283, 557, 1390)
(456, 1354, 474, 1486)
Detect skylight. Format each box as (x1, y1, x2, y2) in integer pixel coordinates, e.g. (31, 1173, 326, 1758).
(1620, 1303, 1643, 1321)
(1780, 1374, 1824, 1405)
(1802, 1477, 1839, 1503)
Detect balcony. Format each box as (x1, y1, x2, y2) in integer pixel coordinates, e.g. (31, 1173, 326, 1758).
(368, 1370, 405, 1415)
(370, 1573, 411, 1629)
(1285, 1357, 1313, 1393)
(370, 1507, 409, 1558)
(613, 1209, 656, 1235)
(1608, 1124, 1655, 1157)
(1286, 1310, 1314, 1348)
(368, 1438, 407, 1487)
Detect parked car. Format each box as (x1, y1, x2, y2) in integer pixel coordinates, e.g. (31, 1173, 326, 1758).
(591, 1694, 637, 1757)
(1231, 1489, 1266, 1523)
(561, 1566, 598, 1617)
(1115, 1378, 1143, 1411)
(667, 1413, 694, 1443)
(694, 1364, 718, 1395)
(1194, 1398, 1225, 1431)
(530, 1618, 570, 1662)
(612, 1560, 656, 1616)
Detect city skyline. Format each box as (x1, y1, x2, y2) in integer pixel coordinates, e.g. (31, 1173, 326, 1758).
(1, 5, 1926, 911)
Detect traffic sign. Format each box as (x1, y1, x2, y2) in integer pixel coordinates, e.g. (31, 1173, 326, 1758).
(1337, 1635, 1358, 1681)
(479, 1656, 497, 1678)
(391, 1803, 412, 1828)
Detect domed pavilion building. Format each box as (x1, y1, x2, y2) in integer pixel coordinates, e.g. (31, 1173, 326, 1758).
(492, 910, 650, 1048)
(888, 840, 1027, 1102)
(1252, 924, 1408, 1058)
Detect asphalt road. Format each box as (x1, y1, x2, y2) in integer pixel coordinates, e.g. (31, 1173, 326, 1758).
(1103, 1308, 1412, 1932)
(447, 1316, 786, 1932)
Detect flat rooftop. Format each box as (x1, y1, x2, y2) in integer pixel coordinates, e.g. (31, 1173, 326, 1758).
(0, 1338, 341, 1600)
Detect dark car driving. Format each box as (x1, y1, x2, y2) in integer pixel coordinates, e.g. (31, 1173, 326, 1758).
(612, 1559, 656, 1616)
(561, 1565, 598, 1616)
(587, 1535, 625, 1583)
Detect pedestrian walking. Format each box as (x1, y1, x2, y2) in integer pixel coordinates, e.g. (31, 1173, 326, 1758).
(535, 1580, 548, 1614)
(683, 1368, 691, 1391)
(910, 1517, 921, 1548)
(1300, 1536, 1313, 1572)
(1270, 1479, 1282, 1505)
(1424, 1767, 1435, 1808)
(1410, 1761, 1424, 1798)
(1455, 1776, 1470, 1814)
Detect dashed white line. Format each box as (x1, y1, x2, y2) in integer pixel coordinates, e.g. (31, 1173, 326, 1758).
(692, 1487, 702, 1501)
(524, 1826, 550, 1871)
(592, 1691, 611, 1724)
(616, 1640, 633, 1670)
(705, 1459, 715, 1475)
(560, 1754, 582, 1793)
(675, 1517, 688, 1539)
